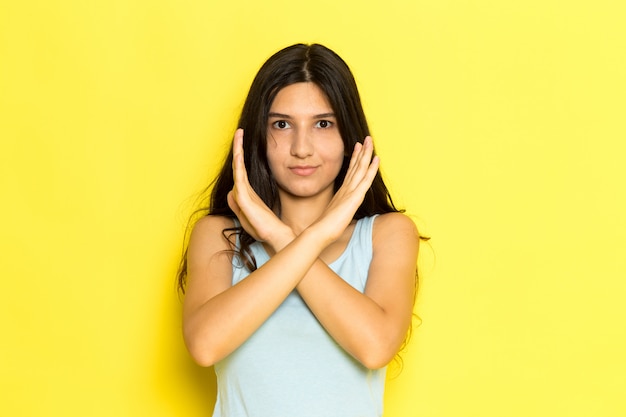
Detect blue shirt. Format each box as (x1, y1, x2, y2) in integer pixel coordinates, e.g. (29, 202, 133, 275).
(213, 215, 385, 417)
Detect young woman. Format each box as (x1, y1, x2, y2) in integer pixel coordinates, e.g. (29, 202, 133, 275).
(178, 43, 421, 417)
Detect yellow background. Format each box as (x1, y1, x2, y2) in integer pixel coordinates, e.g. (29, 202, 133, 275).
(1, 1, 625, 416)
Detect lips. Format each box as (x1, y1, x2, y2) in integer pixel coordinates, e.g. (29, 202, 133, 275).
(289, 166, 318, 176)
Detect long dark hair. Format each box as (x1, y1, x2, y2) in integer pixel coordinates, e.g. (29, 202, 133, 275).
(177, 43, 401, 293)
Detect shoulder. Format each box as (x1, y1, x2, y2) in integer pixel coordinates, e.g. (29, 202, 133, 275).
(191, 215, 236, 237)
(370, 213, 420, 263)
(188, 215, 237, 256)
(372, 212, 419, 242)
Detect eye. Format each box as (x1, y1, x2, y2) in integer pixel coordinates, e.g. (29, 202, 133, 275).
(315, 120, 333, 129)
(272, 120, 290, 129)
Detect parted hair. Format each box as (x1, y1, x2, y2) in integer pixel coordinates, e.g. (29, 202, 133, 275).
(177, 43, 401, 293)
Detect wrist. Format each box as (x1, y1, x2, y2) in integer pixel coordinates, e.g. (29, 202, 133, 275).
(301, 221, 336, 251)
(267, 225, 296, 252)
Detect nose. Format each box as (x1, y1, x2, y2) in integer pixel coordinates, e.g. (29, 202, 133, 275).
(290, 128, 314, 158)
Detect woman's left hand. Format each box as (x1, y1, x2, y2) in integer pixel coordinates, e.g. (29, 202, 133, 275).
(309, 136, 380, 244)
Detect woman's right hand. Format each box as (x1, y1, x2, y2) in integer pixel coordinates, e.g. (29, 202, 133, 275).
(311, 136, 380, 243)
(227, 129, 294, 249)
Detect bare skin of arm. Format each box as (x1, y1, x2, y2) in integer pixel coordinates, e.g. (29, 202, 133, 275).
(183, 130, 417, 368)
(295, 212, 418, 369)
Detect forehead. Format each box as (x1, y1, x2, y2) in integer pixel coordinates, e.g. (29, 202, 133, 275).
(269, 82, 333, 114)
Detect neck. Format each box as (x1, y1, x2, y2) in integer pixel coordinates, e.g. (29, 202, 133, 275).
(276, 190, 333, 235)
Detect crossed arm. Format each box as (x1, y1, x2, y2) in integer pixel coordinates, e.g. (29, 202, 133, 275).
(182, 130, 419, 368)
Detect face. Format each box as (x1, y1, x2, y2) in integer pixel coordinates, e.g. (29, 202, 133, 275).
(266, 82, 345, 202)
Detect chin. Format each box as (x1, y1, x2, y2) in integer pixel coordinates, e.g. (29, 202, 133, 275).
(279, 186, 334, 200)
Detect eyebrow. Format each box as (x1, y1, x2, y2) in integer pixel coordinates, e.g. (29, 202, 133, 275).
(267, 112, 336, 119)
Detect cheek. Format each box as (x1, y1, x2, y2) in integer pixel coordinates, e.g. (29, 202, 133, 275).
(265, 152, 278, 174)
(331, 142, 345, 165)
(323, 145, 346, 175)
(265, 141, 286, 173)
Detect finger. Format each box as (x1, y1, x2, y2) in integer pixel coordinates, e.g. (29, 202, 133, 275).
(232, 129, 243, 167)
(362, 154, 380, 187)
(348, 154, 379, 199)
(358, 136, 374, 167)
(234, 128, 244, 150)
(232, 129, 250, 186)
(227, 190, 241, 217)
(347, 137, 375, 187)
(352, 139, 378, 196)
(238, 130, 251, 185)
(343, 141, 364, 185)
(346, 141, 362, 171)
(233, 150, 244, 187)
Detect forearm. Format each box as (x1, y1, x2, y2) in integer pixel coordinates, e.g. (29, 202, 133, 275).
(184, 227, 329, 366)
(296, 262, 410, 369)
